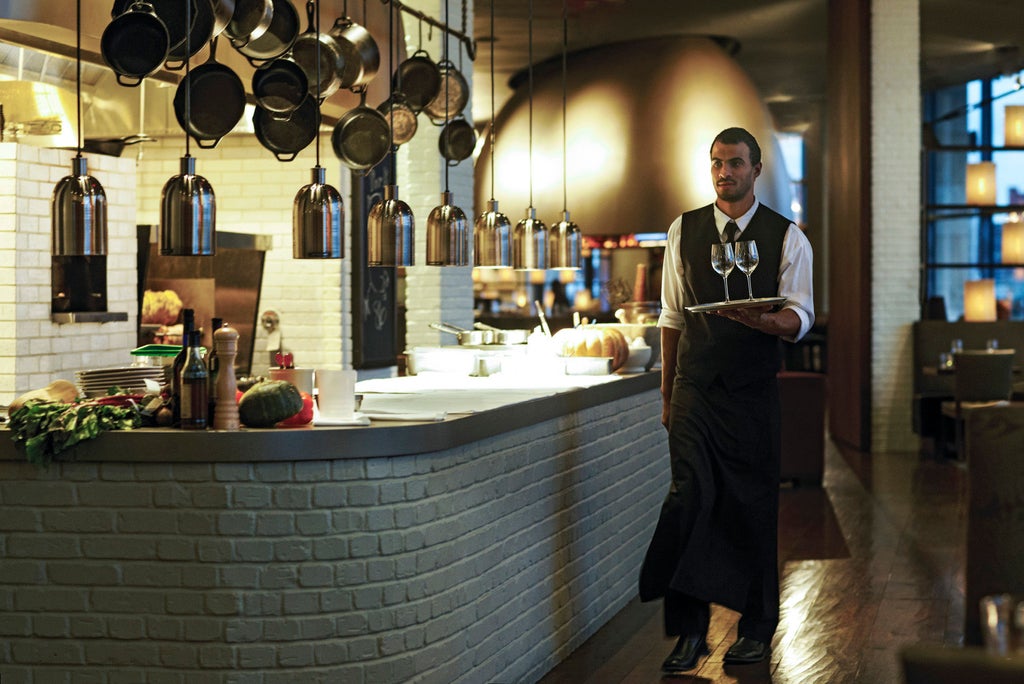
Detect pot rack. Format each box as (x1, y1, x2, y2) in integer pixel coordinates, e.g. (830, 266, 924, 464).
(379, 0, 476, 60)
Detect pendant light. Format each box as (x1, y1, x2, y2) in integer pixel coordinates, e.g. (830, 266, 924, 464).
(474, 0, 512, 269)
(367, 0, 415, 266)
(512, 0, 547, 271)
(52, 0, 108, 257)
(426, 0, 469, 266)
(548, 0, 581, 270)
(160, 0, 215, 256)
(293, 0, 343, 259)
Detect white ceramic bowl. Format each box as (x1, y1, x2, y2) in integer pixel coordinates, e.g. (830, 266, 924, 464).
(619, 345, 652, 374)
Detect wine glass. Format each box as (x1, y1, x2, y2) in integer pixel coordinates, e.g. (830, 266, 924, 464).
(710, 242, 735, 302)
(734, 240, 759, 299)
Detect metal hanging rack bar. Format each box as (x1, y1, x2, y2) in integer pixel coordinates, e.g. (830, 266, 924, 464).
(379, 0, 476, 60)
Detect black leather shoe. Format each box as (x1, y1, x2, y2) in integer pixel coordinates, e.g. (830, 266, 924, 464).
(661, 634, 709, 673)
(723, 636, 770, 664)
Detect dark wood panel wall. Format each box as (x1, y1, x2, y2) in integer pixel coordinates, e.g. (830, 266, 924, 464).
(826, 0, 873, 450)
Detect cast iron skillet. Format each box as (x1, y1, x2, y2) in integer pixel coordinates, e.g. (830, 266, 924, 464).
(438, 116, 476, 163)
(254, 94, 320, 162)
(112, 0, 210, 70)
(393, 49, 441, 113)
(423, 60, 469, 125)
(173, 38, 246, 148)
(332, 91, 390, 171)
(102, 1, 170, 87)
(252, 57, 309, 120)
(236, 0, 300, 65)
(290, 0, 345, 100)
(225, 0, 273, 47)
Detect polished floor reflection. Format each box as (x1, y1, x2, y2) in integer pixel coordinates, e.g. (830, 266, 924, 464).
(539, 440, 966, 683)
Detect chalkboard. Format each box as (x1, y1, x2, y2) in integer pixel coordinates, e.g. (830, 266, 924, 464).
(352, 156, 398, 369)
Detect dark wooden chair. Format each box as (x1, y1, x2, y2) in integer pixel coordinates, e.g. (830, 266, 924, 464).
(938, 349, 1014, 459)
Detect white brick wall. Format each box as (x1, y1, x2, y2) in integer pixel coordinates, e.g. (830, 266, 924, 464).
(135, 134, 352, 378)
(0, 143, 138, 404)
(871, 0, 921, 452)
(0, 388, 667, 683)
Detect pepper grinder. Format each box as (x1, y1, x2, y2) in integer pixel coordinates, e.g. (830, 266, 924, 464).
(213, 324, 240, 431)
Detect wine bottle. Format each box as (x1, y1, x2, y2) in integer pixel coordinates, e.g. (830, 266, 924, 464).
(180, 329, 209, 430)
(207, 317, 223, 425)
(170, 308, 195, 427)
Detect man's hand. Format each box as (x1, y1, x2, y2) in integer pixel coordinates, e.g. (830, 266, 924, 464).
(714, 305, 800, 338)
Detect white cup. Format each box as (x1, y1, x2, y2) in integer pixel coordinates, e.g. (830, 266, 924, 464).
(315, 369, 357, 419)
(269, 367, 314, 396)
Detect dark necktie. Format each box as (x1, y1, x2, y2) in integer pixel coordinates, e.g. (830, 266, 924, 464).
(724, 220, 738, 243)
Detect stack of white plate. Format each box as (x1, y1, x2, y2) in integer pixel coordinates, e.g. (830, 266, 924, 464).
(75, 366, 167, 398)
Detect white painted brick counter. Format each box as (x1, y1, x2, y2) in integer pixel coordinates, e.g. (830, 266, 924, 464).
(0, 379, 667, 683)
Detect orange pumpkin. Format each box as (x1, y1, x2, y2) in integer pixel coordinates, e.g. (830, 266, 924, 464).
(551, 326, 629, 371)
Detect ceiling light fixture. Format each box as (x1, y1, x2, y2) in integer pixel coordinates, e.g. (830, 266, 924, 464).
(512, 0, 548, 271)
(160, 0, 215, 256)
(293, 0, 344, 259)
(474, 0, 511, 269)
(426, 0, 469, 266)
(51, 0, 107, 258)
(547, 0, 581, 271)
(368, 0, 415, 266)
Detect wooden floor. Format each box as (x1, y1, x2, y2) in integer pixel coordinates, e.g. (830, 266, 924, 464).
(538, 439, 967, 684)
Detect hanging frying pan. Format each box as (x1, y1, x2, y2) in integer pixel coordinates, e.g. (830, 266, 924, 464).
(423, 59, 469, 126)
(173, 38, 245, 148)
(393, 49, 441, 113)
(210, 0, 234, 37)
(225, 0, 273, 47)
(101, 1, 170, 87)
(235, 0, 300, 65)
(377, 94, 417, 146)
(290, 0, 345, 100)
(438, 116, 476, 163)
(113, 0, 210, 70)
(252, 56, 308, 119)
(329, 15, 380, 91)
(254, 94, 320, 162)
(332, 91, 390, 171)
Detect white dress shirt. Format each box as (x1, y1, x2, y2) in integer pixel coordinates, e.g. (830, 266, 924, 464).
(658, 199, 815, 342)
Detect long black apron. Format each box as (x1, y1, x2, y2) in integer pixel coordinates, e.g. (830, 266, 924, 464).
(639, 368, 781, 630)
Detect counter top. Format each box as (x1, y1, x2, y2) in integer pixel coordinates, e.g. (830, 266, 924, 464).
(0, 371, 660, 464)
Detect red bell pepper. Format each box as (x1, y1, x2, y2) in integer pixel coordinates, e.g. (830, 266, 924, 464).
(278, 391, 314, 427)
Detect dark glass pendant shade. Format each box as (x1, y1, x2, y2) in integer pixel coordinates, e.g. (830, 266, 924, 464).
(367, 184, 414, 266)
(426, 191, 469, 266)
(160, 155, 216, 256)
(51, 156, 107, 256)
(293, 165, 343, 259)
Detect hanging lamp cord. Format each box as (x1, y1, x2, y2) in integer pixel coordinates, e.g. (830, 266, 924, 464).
(184, 0, 191, 158)
(443, 0, 450, 192)
(388, 0, 397, 184)
(527, 0, 534, 210)
(561, 0, 568, 214)
(488, 0, 496, 201)
(315, 0, 321, 168)
(75, 0, 82, 158)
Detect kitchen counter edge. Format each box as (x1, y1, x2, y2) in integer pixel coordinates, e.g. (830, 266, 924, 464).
(0, 372, 660, 463)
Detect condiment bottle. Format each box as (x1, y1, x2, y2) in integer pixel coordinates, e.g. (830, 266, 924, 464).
(180, 329, 208, 430)
(170, 308, 195, 427)
(207, 316, 223, 424)
(213, 324, 240, 431)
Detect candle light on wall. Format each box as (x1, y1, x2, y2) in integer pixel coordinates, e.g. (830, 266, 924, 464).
(1006, 106, 1024, 146)
(966, 162, 997, 205)
(1002, 221, 1024, 263)
(963, 278, 997, 321)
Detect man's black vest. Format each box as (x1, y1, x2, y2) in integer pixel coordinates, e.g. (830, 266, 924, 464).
(677, 203, 790, 388)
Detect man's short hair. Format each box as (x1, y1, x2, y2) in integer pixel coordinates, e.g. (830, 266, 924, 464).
(711, 127, 762, 166)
